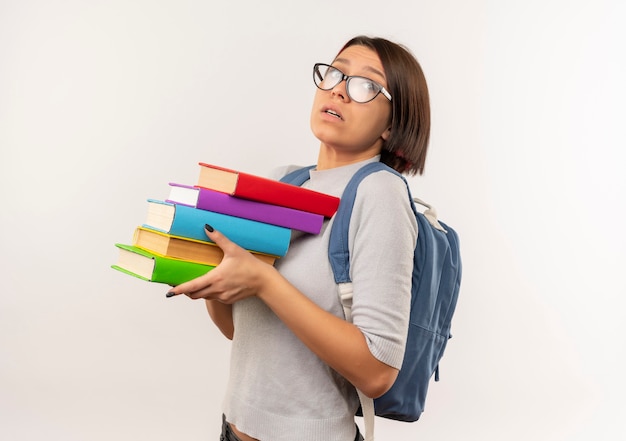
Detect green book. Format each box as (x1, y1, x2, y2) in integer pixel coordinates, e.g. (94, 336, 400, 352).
(111, 243, 215, 286)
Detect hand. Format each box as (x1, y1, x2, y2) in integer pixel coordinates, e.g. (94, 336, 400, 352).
(166, 224, 276, 303)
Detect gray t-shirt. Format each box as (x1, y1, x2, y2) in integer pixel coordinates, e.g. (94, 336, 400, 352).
(222, 157, 417, 441)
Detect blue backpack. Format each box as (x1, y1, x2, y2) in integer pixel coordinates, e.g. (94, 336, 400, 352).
(281, 161, 462, 428)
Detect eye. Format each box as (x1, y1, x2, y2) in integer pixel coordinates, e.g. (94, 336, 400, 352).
(355, 78, 379, 93)
(362, 80, 377, 91)
(327, 67, 343, 80)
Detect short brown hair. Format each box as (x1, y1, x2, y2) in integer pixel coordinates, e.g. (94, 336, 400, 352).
(339, 36, 431, 176)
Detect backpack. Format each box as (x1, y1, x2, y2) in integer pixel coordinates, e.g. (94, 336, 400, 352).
(281, 161, 462, 439)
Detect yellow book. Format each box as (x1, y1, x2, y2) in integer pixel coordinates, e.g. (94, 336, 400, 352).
(132, 226, 276, 266)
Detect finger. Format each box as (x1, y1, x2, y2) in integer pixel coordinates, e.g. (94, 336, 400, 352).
(186, 289, 210, 301)
(165, 271, 212, 298)
(204, 224, 236, 252)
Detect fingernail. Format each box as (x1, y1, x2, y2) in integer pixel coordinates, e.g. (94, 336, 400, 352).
(205, 224, 214, 232)
(166, 291, 176, 298)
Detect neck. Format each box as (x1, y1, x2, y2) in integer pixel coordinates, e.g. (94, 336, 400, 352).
(316, 144, 382, 171)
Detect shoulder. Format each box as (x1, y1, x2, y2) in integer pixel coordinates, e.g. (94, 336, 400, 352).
(349, 169, 417, 235)
(355, 168, 411, 203)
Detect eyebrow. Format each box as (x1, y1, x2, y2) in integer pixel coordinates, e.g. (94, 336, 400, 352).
(333, 57, 387, 81)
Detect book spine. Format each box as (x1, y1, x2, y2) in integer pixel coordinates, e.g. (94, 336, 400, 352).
(194, 188, 324, 234)
(148, 203, 291, 257)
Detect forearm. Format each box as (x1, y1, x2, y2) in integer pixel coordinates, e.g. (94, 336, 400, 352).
(205, 299, 234, 340)
(258, 269, 398, 398)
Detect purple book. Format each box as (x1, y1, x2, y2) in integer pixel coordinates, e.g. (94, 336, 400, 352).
(166, 183, 325, 234)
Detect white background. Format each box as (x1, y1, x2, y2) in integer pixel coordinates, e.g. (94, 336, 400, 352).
(1, 1, 625, 440)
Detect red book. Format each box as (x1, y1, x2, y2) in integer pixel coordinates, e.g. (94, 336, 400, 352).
(196, 162, 340, 218)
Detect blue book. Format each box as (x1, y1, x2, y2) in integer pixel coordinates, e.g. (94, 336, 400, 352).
(142, 199, 291, 257)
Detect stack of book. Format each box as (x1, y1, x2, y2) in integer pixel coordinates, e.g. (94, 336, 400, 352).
(111, 162, 340, 286)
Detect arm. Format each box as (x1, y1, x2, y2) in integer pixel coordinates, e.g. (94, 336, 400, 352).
(205, 300, 234, 340)
(168, 227, 399, 398)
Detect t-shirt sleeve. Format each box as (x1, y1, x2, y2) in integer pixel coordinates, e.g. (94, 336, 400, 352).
(348, 171, 418, 369)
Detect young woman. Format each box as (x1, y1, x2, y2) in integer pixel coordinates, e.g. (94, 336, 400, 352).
(167, 35, 431, 441)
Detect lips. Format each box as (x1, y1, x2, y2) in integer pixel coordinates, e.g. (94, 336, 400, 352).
(322, 105, 343, 120)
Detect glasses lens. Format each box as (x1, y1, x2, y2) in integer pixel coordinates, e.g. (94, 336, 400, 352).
(313, 64, 388, 103)
(347, 77, 381, 103)
(314, 64, 343, 90)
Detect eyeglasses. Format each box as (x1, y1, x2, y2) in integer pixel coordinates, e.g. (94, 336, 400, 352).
(313, 63, 392, 104)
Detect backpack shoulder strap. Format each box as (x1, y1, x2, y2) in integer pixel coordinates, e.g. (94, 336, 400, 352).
(329, 161, 418, 284)
(279, 165, 316, 186)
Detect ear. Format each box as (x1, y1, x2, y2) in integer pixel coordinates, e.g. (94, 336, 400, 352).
(381, 126, 392, 141)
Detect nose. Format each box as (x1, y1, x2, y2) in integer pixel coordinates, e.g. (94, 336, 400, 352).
(330, 79, 349, 102)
